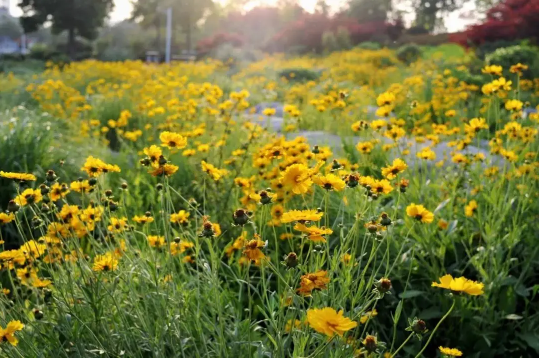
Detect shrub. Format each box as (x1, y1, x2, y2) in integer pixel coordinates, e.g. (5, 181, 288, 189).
(396, 43, 422, 64)
(486, 45, 539, 78)
(277, 68, 320, 82)
(453, 0, 539, 47)
(197, 32, 244, 57)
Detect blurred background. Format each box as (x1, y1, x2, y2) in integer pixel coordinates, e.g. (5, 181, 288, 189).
(0, 0, 536, 65)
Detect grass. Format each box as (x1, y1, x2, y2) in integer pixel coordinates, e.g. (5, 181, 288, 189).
(0, 45, 537, 357)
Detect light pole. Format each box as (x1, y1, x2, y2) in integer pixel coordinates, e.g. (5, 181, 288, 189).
(165, 7, 172, 63)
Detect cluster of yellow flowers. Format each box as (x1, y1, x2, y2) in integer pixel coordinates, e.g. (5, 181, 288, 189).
(0, 50, 536, 356)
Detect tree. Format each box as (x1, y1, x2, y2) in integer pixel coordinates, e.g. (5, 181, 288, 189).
(348, 0, 391, 23)
(18, 0, 113, 59)
(411, 0, 467, 33)
(0, 14, 23, 39)
(131, 0, 213, 53)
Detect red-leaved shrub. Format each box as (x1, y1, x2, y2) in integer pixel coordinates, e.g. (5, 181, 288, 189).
(451, 0, 539, 46)
(196, 32, 244, 56)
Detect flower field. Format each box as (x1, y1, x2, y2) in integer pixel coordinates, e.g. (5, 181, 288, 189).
(0, 47, 538, 357)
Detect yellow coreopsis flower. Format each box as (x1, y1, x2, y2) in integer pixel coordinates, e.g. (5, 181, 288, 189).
(280, 164, 313, 195)
(432, 274, 484, 295)
(439, 347, 463, 357)
(306, 307, 357, 337)
(464, 200, 478, 217)
(281, 209, 323, 223)
(312, 173, 345, 191)
(160, 131, 187, 149)
(381, 158, 408, 179)
(505, 99, 523, 112)
(0, 171, 36, 181)
(92, 252, 119, 272)
(406, 203, 434, 223)
(0, 320, 24, 346)
(481, 65, 502, 76)
(14, 188, 42, 206)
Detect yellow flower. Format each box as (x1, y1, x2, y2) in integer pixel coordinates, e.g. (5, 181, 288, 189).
(92, 252, 119, 272)
(81, 156, 120, 177)
(370, 179, 393, 195)
(505, 99, 523, 112)
(376, 91, 396, 107)
(432, 274, 484, 295)
(464, 117, 489, 134)
(312, 173, 345, 191)
(0, 320, 24, 346)
(293, 223, 332, 242)
(439, 346, 463, 357)
(133, 214, 154, 224)
(170, 210, 190, 225)
(356, 141, 374, 154)
(445, 109, 456, 117)
(280, 164, 313, 195)
(464, 200, 478, 217)
(160, 131, 187, 149)
(451, 153, 469, 165)
(243, 236, 266, 261)
(143, 145, 162, 164)
(360, 308, 378, 324)
(281, 209, 323, 223)
(285, 319, 301, 333)
(306, 307, 357, 337)
(509, 63, 528, 75)
(0, 212, 15, 225)
(70, 180, 93, 193)
(263, 108, 276, 116)
(201, 161, 227, 181)
(14, 188, 43, 206)
(107, 217, 128, 233)
(148, 235, 166, 248)
(49, 182, 70, 201)
(406, 203, 434, 223)
(0, 171, 36, 181)
(417, 147, 436, 160)
(381, 158, 407, 179)
(150, 164, 179, 177)
(481, 65, 502, 76)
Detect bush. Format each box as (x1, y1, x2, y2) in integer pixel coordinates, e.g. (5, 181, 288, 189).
(454, 0, 539, 47)
(396, 43, 422, 64)
(475, 40, 525, 60)
(197, 32, 244, 57)
(486, 45, 539, 78)
(277, 68, 320, 82)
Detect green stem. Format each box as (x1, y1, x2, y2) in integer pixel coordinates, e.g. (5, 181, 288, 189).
(414, 299, 456, 358)
(391, 332, 414, 357)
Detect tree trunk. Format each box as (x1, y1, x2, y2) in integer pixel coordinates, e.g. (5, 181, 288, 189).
(68, 27, 76, 60)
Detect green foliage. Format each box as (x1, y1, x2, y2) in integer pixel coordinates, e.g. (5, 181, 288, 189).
(486, 45, 539, 78)
(18, 0, 113, 57)
(396, 43, 422, 64)
(356, 41, 382, 50)
(277, 68, 320, 82)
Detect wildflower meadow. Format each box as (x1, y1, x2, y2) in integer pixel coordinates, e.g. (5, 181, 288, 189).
(0, 47, 538, 358)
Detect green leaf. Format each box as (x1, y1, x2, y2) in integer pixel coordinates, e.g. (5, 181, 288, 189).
(399, 290, 424, 299)
(434, 198, 451, 214)
(520, 333, 539, 353)
(505, 314, 523, 320)
(418, 307, 443, 320)
(393, 300, 403, 324)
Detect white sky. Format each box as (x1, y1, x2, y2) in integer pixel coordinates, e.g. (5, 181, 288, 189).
(10, 0, 478, 32)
